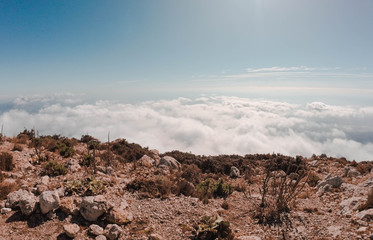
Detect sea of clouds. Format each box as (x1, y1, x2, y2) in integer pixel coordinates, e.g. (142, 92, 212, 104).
(1, 94, 373, 161)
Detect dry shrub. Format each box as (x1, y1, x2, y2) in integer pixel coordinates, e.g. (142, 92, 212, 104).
(221, 201, 229, 210)
(0, 152, 14, 171)
(232, 178, 248, 193)
(182, 164, 202, 185)
(307, 171, 320, 187)
(126, 176, 172, 199)
(111, 139, 153, 163)
(355, 161, 373, 175)
(358, 188, 373, 211)
(254, 156, 308, 225)
(12, 144, 23, 152)
(174, 179, 195, 196)
(0, 181, 18, 199)
(0, 170, 4, 183)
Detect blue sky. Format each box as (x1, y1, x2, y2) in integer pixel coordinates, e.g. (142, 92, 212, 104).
(1, 1, 373, 160)
(1, 0, 373, 104)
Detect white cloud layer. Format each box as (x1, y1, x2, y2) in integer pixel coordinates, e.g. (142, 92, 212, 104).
(1, 95, 373, 161)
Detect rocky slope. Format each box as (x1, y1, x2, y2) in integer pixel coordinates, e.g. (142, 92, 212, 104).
(0, 131, 372, 240)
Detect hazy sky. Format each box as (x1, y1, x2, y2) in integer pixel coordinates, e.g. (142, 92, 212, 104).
(1, 0, 373, 104)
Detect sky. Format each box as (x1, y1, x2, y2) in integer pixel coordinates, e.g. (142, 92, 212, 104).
(1, 1, 373, 161)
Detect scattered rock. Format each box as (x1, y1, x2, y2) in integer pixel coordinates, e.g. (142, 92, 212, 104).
(6, 189, 29, 208)
(95, 235, 107, 240)
(158, 156, 181, 170)
(105, 224, 122, 240)
(1, 208, 12, 214)
(60, 196, 79, 215)
(230, 166, 240, 178)
(317, 175, 343, 189)
(63, 223, 80, 238)
(148, 233, 164, 240)
(356, 209, 373, 221)
(36, 184, 48, 195)
(339, 197, 361, 215)
(39, 190, 60, 214)
(67, 158, 81, 173)
(236, 236, 261, 240)
(106, 200, 132, 225)
(40, 176, 50, 185)
(80, 195, 108, 221)
(359, 177, 373, 187)
(89, 224, 104, 236)
(7, 190, 37, 216)
(344, 167, 360, 178)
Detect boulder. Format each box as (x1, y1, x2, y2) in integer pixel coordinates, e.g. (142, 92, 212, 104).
(89, 224, 104, 236)
(230, 166, 240, 178)
(317, 175, 343, 189)
(80, 195, 108, 221)
(63, 223, 80, 238)
(106, 200, 132, 225)
(106, 208, 133, 225)
(18, 193, 37, 216)
(138, 155, 155, 167)
(39, 190, 60, 214)
(6, 189, 29, 208)
(105, 224, 122, 240)
(158, 156, 181, 171)
(6, 190, 37, 216)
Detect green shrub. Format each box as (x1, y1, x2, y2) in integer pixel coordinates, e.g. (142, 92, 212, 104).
(196, 178, 232, 201)
(82, 154, 95, 167)
(65, 176, 107, 196)
(44, 161, 67, 176)
(57, 142, 74, 157)
(192, 216, 234, 240)
(0, 152, 14, 171)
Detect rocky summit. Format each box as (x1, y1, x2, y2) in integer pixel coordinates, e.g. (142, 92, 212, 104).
(0, 131, 373, 239)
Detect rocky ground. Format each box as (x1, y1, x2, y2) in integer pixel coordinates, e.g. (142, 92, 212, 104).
(0, 131, 372, 240)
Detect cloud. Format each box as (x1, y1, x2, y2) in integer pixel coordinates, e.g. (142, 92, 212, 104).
(1, 95, 373, 161)
(246, 66, 315, 73)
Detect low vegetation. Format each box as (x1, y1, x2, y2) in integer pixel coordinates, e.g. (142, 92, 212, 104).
(196, 178, 233, 202)
(0, 152, 14, 171)
(192, 216, 234, 240)
(65, 176, 107, 196)
(43, 160, 67, 176)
